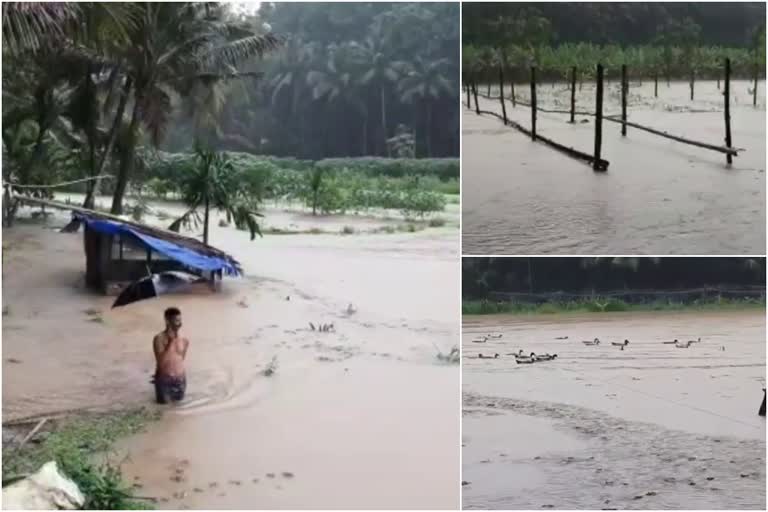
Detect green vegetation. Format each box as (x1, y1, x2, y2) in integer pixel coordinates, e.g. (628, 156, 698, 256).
(463, 3, 765, 90)
(3, 408, 159, 510)
(134, 152, 456, 219)
(463, 296, 767, 316)
(2, 3, 459, 228)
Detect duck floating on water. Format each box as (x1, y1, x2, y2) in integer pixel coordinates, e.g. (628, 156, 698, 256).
(472, 336, 488, 343)
(662, 339, 678, 344)
(487, 333, 503, 339)
(611, 339, 630, 347)
(675, 340, 692, 348)
(555, 336, 569, 340)
(535, 353, 558, 361)
(506, 349, 525, 357)
(515, 352, 537, 364)
(478, 353, 500, 359)
(582, 338, 600, 346)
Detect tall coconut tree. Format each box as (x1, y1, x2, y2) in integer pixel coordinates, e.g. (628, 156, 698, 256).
(356, 31, 400, 155)
(109, 2, 280, 215)
(397, 56, 454, 157)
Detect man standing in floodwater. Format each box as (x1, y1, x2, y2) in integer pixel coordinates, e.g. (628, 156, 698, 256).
(152, 307, 189, 404)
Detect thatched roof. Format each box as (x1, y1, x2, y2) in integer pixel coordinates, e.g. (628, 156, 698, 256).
(13, 196, 242, 274)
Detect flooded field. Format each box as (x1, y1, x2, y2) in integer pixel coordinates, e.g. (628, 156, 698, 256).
(462, 80, 766, 254)
(2, 197, 460, 509)
(463, 311, 766, 510)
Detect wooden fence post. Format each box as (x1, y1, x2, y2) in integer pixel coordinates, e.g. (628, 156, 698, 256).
(510, 71, 516, 107)
(621, 64, 628, 136)
(593, 63, 604, 171)
(499, 65, 508, 124)
(570, 66, 576, 123)
(724, 58, 733, 165)
(465, 77, 471, 108)
(753, 62, 759, 107)
(530, 66, 537, 141)
(472, 77, 480, 115)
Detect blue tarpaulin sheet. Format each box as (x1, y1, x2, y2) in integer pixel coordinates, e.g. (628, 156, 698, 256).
(75, 214, 240, 276)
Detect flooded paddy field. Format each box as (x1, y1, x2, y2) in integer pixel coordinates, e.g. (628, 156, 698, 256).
(2, 197, 460, 509)
(462, 81, 765, 254)
(462, 311, 766, 510)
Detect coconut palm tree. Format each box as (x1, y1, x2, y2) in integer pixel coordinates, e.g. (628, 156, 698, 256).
(356, 32, 401, 155)
(398, 56, 454, 157)
(109, 2, 280, 215)
(306, 43, 367, 155)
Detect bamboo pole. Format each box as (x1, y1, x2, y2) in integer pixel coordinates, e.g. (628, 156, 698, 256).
(570, 66, 576, 123)
(593, 63, 605, 171)
(621, 64, 628, 136)
(530, 66, 537, 141)
(725, 58, 733, 165)
(498, 66, 508, 124)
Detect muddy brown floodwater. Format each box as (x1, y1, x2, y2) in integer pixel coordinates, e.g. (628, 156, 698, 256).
(462, 311, 766, 510)
(463, 80, 766, 254)
(2, 200, 460, 509)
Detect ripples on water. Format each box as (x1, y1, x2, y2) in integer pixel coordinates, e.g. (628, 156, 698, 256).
(462, 81, 766, 254)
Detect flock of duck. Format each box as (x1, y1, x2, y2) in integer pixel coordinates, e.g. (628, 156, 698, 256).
(469, 333, 712, 364)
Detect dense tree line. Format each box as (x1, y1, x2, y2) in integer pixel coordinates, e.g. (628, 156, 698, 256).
(163, 2, 460, 160)
(463, 258, 767, 299)
(2, 2, 459, 226)
(463, 2, 766, 48)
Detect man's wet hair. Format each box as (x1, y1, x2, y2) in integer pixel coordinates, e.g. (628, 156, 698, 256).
(164, 307, 181, 320)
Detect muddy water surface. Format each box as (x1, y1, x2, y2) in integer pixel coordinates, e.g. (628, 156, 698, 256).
(463, 81, 765, 254)
(2, 201, 460, 509)
(462, 311, 766, 509)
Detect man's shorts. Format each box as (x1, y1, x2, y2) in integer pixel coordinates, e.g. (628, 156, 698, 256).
(154, 374, 186, 404)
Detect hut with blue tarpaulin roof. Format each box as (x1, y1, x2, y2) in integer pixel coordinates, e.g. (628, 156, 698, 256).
(10, 196, 242, 295)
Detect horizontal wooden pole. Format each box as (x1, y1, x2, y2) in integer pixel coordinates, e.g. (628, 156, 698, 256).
(477, 92, 741, 156)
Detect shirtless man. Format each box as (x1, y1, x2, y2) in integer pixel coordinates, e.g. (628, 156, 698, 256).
(152, 307, 189, 404)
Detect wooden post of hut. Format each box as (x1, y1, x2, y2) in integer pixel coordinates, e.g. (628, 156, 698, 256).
(498, 65, 508, 124)
(530, 66, 537, 141)
(593, 63, 605, 171)
(621, 64, 628, 136)
(724, 58, 733, 165)
(569, 66, 576, 123)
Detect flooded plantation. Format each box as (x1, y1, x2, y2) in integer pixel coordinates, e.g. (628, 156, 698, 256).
(462, 310, 766, 510)
(462, 81, 766, 254)
(2, 200, 460, 509)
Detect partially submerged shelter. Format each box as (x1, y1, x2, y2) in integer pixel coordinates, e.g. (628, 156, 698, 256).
(72, 211, 241, 295)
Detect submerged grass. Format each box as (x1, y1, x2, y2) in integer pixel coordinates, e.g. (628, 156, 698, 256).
(3, 408, 160, 509)
(463, 297, 766, 315)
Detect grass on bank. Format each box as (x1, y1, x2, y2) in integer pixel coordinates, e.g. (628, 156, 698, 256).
(463, 296, 767, 315)
(2, 408, 160, 510)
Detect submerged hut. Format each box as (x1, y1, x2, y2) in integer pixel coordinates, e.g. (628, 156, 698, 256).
(13, 197, 241, 295)
(74, 211, 241, 294)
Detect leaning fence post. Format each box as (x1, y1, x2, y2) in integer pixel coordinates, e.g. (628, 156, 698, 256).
(724, 58, 733, 165)
(530, 66, 537, 141)
(465, 77, 471, 108)
(569, 66, 576, 123)
(472, 77, 480, 115)
(499, 65, 508, 124)
(621, 64, 628, 136)
(593, 63, 604, 171)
